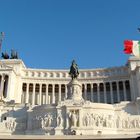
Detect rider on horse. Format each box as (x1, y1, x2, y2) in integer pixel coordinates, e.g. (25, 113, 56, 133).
(69, 60, 79, 80)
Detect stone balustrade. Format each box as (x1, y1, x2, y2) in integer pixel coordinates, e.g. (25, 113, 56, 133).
(22, 66, 128, 79)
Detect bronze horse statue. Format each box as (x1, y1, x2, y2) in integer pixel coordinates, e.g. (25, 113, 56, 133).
(1, 52, 9, 59)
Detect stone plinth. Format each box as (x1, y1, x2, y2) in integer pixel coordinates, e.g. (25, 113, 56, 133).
(67, 79, 83, 101)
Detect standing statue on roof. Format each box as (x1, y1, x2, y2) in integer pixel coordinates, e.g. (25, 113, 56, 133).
(69, 60, 79, 80)
(11, 49, 18, 59)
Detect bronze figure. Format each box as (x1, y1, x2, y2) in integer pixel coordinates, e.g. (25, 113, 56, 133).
(69, 60, 79, 79)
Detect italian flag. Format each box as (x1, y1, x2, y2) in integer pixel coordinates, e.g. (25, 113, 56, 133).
(124, 40, 140, 57)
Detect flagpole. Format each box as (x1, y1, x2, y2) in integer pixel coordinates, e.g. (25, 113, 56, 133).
(0, 32, 4, 53)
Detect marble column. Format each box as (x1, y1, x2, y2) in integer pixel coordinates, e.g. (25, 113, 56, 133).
(25, 83, 29, 104)
(3, 75, 8, 99)
(104, 83, 107, 103)
(0, 75, 5, 100)
(116, 81, 120, 103)
(46, 84, 48, 104)
(110, 82, 113, 104)
(123, 81, 127, 101)
(39, 84, 42, 105)
(32, 83, 35, 105)
(59, 84, 61, 102)
(65, 84, 67, 100)
(97, 83, 100, 103)
(52, 84, 55, 104)
(84, 84, 87, 100)
(91, 83, 93, 102)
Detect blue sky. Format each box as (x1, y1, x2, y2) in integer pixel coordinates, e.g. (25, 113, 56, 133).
(0, 0, 140, 69)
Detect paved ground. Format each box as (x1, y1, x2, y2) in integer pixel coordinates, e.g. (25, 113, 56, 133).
(0, 134, 139, 140)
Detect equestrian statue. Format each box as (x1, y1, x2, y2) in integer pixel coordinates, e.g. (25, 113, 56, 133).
(69, 60, 79, 80)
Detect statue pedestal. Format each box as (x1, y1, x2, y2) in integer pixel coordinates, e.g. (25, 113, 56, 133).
(67, 79, 83, 101)
(55, 127, 64, 135)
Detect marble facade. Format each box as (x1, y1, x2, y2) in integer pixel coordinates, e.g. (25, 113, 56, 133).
(0, 56, 140, 136)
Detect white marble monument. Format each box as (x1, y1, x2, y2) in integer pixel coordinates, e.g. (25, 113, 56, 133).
(0, 57, 140, 138)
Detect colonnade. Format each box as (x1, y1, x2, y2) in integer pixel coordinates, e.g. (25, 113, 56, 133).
(22, 83, 67, 105)
(82, 80, 131, 104)
(0, 74, 9, 100)
(22, 80, 131, 105)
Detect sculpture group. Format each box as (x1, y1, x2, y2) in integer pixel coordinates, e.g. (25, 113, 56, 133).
(1, 50, 18, 59)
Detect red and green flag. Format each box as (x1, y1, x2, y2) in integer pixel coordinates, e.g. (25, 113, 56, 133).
(124, 40, 140, 57)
